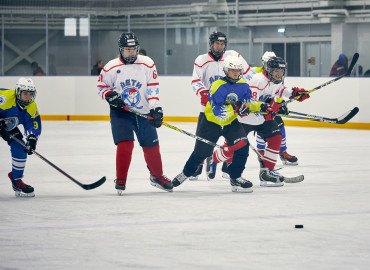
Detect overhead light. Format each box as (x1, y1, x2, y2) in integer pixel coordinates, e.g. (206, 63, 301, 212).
(278, 27, 286, 33)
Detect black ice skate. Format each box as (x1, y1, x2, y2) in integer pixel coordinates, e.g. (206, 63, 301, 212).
(259, 168, 285, 187)
(189, 164, 203, 180)
(172, 172, 189, 187)
(115, 179, 126, 196)
(150, 175, 173, 192)
(280, 151, 298, 166)
(206, 157, 217, 180)
(8, 172, 35, 197)
(230, 177, 253, 192)
(221, 162, 230, 179)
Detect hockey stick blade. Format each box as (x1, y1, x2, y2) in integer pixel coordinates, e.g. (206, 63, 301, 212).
(10, 135, 106, 190)
(347, 53, 359, 76)
(336, 107, 359, 124)
(284, 175, 304, 183)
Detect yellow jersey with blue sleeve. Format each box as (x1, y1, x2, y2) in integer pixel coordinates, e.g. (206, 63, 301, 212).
(204, 78, 253, 126)
(0, 88, 42, 138)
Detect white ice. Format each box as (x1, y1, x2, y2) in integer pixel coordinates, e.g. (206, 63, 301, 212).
(1, 121, 370, 270)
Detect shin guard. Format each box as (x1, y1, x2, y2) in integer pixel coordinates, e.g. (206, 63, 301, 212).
(263, 134, 282, 170)
(116, 140, 134, 180)
(142, 145, 163, 178)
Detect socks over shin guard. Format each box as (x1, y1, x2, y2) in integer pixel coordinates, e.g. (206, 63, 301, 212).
(263, 135, 282, 170)
(116, 140, 134, 180)
(142, 145, 163, 178)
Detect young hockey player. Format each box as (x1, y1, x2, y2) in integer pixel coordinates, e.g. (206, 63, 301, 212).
(0, 78, 41, 197)
(189, 31, 254, 180)
(97, 31, 173, 195)
(208, 57, 308, 186)
(173, 55, 253, 193)
(255, 51, 299, 165)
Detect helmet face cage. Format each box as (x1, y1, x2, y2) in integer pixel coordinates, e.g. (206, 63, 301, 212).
(209, 32, 227, 57)
(118, 32, 140, 63)
(266, 57, 286, 84)
(15, 78, 36, 108)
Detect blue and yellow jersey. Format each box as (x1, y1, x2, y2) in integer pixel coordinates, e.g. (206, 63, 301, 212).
(204, 78, 253, 126)
(0, 88, 42, 138)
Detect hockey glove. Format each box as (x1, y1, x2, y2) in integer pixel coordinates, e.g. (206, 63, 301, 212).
(278, 102, 289, 115)
(260, 100, 278, 121)
(199, 90, 209, 106)
(24, 134, 37, 155)
(105, 91, 124, 109)
(290, 87, 310, 102)
(149, 107, 163, 128)
(0, 120, 11, 142)
(235, 101, 250, 117)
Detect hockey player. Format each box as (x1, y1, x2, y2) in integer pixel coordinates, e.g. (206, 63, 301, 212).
(209, 57, 309, 186)
(97, 31, 173, 195)
(254, 51, 299, 165)
(173, 55, 253, 192)
(190, 31, 254, 180)
(0, 78, 41, 197)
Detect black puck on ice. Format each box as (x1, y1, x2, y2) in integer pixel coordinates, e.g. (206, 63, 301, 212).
(295, 224, 304, 229)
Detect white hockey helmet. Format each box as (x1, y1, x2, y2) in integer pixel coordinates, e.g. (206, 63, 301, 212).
(223, 55, 244, 74)
(262, 51, 276, 64)
(15, 77, 36, 109)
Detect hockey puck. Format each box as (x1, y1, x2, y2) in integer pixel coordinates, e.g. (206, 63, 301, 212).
(295, 224, 304, 229)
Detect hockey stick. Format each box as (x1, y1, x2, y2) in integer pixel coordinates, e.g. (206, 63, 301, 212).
(288, 107, 359, 124)
(9, 135, 106, 190)
(285, 52, 359, 105)
(249, 107, 359, 124)
(121, 106, 227, 150)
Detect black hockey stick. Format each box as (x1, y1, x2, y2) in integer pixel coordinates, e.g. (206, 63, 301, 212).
(121, 106, 227, 150)
(9, 135, 106, 190)
(288, 107, 359, 124)
(285, 52, 359, 105)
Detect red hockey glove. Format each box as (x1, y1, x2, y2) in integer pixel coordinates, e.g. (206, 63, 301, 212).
(234, 101, 250, 117)
(290, 87, 310, 102)
(199, 90, 209, 106)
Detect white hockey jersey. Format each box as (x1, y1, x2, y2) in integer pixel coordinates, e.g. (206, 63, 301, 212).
(238, 71, 294, 126)
(97, 55, 159, 114)
(191, 50, 254, 112)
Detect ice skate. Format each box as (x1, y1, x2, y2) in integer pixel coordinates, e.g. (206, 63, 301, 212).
(150, 175, 173, 192)
(115, 179, 126, 196)
(259, 168, 284, 187)
(172, 172, 189, 187)
(206, 157, 217, 180)
(221, 162, 230, 179)
(280, 151, 298, 166)
(8, 172, 34, 197)
(189, 164, 203, 180)
(230, 177, 253, 192)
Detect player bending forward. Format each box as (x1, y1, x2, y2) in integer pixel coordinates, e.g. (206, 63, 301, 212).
(208, 57, 307, 186)
(0, 78, 41, 197)
(97, 31, 173, 195)
(173, 55, 253, 192)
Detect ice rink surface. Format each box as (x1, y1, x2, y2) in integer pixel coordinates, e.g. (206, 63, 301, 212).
(1, 121, 370, 270)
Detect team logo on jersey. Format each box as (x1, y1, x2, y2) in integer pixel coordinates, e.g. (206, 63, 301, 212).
(0, 95, 6, 105)
(122, 87, 143, 109)
(225, 93, 238, 107)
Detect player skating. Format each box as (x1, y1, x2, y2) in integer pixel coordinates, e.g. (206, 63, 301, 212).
(0, 78, 41, 197)
(190, 31, 254, 180)
(208, 57, 307, 186)
(97, 31, 173, 195)
(173, 55, 253, 192)
(254, 51, 299, 165)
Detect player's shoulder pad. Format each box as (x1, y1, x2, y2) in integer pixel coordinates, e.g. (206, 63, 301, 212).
(103, 58, 123, 72)
(136, 55, 155, 68)
(211, 78, 227, 91)
(25, 102, 39, 118)
(0, 89, 16, 107)
(194, 53, 212, 66)
(236, 78, 248, 84)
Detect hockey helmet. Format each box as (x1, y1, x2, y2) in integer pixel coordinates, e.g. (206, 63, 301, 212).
(223, 55, 243, 83)
(262, 51, 276, 65)
(118, 31, 140, 63)
(15, 77, 36, 109)
(209, 31, 227, 57)
(266, 57, 286, 84)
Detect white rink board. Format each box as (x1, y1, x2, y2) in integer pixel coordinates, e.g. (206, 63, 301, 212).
(0, 76, 368, 123)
